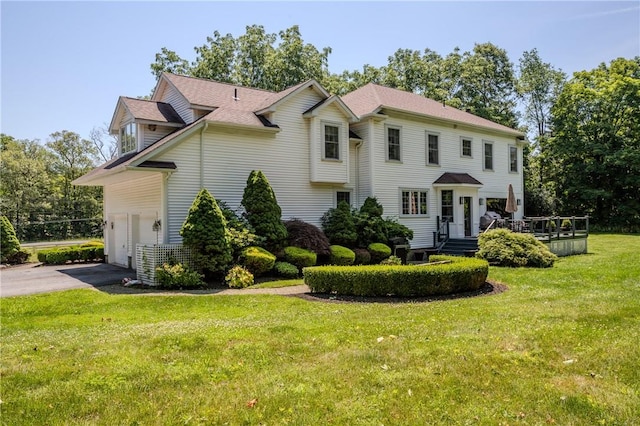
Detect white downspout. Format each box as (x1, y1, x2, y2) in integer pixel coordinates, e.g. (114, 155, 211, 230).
(200, 122, 208, 188)
(354, 140, 362, 206)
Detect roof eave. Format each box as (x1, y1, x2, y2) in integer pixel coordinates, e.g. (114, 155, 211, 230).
(382, 106, 524, 138)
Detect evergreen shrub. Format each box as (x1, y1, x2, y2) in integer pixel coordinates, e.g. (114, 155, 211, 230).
(321, 201, 358, 247)
(180, 188, 233, 277)
(476, 229, 557, 267)
(380, 255, 402, 265)
(283, 246, 317, 269)
(239, 246, 276, 276)
(304, 255, 488, 297)
(329, 245, 355, 265)
(1, 215, 21, 263)
(241, 170, 288, 251)
(368, 242, 392, 263)
(274, 261, 299, 278)
(37, 245, 105, 265)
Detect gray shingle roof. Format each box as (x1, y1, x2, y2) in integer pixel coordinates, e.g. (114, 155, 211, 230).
(121, 97, 184, 124)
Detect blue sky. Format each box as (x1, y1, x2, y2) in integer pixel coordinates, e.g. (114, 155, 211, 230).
(2, 1, 638, 145)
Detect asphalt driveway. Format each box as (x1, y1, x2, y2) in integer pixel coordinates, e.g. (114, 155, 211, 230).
(0, 263, 134, 297)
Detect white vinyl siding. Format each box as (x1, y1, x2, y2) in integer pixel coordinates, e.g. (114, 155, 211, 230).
(309, 105, 349, 183)
(157, 89, 349, 242)
(142, 125, 175, 149)
(104, 173, 163, 269)
(160, 85, 193, 124)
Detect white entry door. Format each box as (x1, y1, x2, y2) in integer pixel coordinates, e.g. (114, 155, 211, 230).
(112, 214, 128, 267)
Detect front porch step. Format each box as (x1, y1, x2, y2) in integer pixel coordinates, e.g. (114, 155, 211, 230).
(440, 238, 478, 256)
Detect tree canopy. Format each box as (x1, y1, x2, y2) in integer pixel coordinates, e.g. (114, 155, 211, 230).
(548, 57, 640, 230)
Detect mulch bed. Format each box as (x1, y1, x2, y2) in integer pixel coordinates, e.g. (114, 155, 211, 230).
(292, 280, 508, 304)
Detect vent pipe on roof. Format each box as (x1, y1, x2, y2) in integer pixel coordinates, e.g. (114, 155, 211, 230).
(233, 88, 239, 101)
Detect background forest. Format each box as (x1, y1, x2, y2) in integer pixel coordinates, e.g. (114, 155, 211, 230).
(2, 25, 638, 241)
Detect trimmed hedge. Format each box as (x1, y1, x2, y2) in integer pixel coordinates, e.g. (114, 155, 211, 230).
(238, 246, 276, 276)
(283, 246, 317, 269)
(329, 245, 356, 265)
(38, 245, 105, 265)
(368, 242, 392, 263)
(304, 255, 489, 297)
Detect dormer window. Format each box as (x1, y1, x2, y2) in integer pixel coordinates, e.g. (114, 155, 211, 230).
(120, 122, 137, 155)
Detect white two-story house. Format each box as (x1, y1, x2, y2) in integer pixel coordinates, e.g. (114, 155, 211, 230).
(74, 73, 525, 268)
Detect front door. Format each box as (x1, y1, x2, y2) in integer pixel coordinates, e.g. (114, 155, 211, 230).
(463, 197, 473, 237)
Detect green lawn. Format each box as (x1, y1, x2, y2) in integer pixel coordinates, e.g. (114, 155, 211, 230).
(2, 234, 639, 425)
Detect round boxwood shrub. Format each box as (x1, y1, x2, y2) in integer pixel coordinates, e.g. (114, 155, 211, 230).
(304, 255, 488, 297)
(476, 229, 557, 267)
(283, 246, 317, 269)
(329, 245, 356, 265)
(353, 248, 371, 265)
(238, 246, 276, 276)
(368, 242, 392, 263)
(274, 261, 299, 278)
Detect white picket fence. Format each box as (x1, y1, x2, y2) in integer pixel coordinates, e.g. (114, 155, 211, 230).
(135, 244, 193, 285)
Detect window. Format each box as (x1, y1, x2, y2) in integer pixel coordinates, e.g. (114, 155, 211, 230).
(441, 190, 454, 223)
(483, 141, 493, 170)
(336, 191, 351, 206)
(387, 126, 401, 161)
(461, 137, 472, 158)
(427, 132, 439, 165)
(401, 189, 428, 216)
(323, 124, 340, 160)
(120, 122, 136, 155)
(509, 145, 518, 172)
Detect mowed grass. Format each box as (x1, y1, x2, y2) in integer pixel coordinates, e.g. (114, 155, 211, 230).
(1, 234, 639, 425)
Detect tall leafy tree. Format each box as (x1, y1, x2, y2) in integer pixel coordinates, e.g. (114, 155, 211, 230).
(180, 188, 233, 277)
(548, 57, 640, 230)
(191, 31, 237, 82)
(0, 135, 54, 240)
(46, 130, 102, 239)
(517, 49, 566, 216)
(241, 170, 287, 251)
(150, 47, 191, 80)
(457, 43, 519, 127)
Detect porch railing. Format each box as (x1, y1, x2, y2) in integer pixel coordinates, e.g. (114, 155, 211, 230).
(433, 216, 450, 249)
(482, 216, 589, 242)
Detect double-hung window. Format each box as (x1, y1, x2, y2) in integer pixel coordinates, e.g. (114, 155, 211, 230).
(401, 189, 428, 216)
(461, 137, 472, 158)
(336, 191, 351, 206)
(509, 145, 518, 172)
(120, 122, 136, 155)
(427, 132, 439, 165)
(323, 124, 340, 160)
(483, 141, 493, 171)
(387, 126, 401, 161)
(441, 190, 454, 223)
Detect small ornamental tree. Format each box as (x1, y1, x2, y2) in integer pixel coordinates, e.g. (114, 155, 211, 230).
(1, 215, 21, 263)
(180, 188, 233, 278)
(241, 170, 288, 251)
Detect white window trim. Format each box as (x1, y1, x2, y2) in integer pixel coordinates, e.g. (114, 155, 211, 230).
(460, 136, 473, 158)
(335, 190, 353, 207)
(509, 145, 518, 173)
(426, 131, 440, 166)
(483, 140, 494, 171)
(321, 121, 342, 162)
(385, 124, 402, 162)
(399, 188, 429, 217)
(119, 121, 137, 155)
